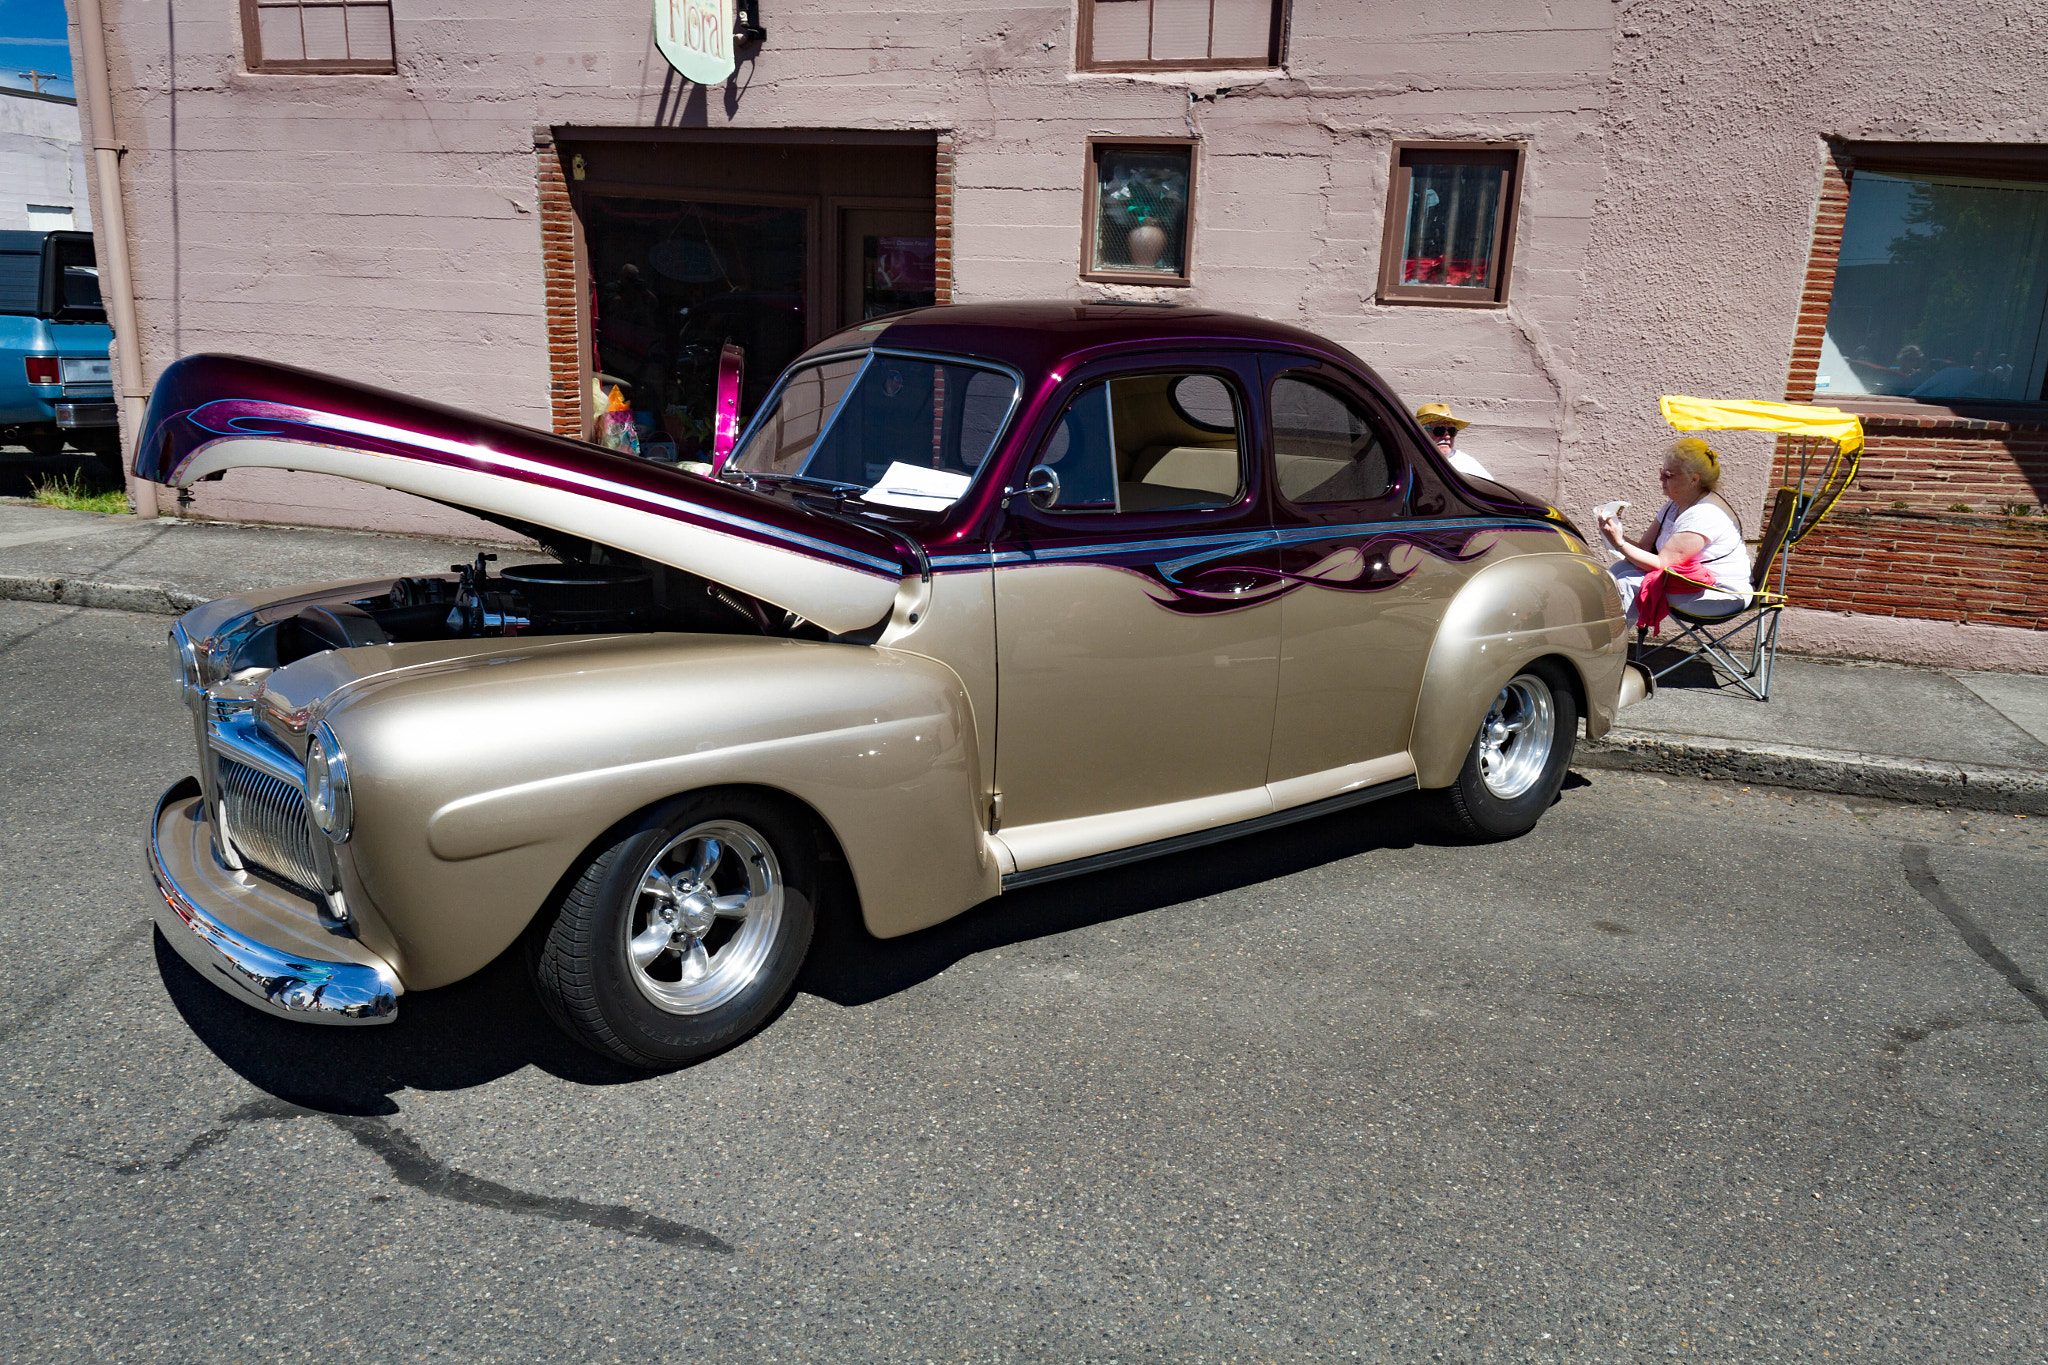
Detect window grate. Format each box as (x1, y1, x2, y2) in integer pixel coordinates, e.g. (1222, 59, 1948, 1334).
(243, 0, 396, 73)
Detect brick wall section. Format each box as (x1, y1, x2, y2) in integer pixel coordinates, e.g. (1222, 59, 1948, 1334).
(1773, 415, 2048, 629)
(1783, 148, 1851, 403)
(934, 133, 954, 305)
(1776, 147, 2048, 630)
(537, 131, 582, 439)
(1783, 515, 2048, 631)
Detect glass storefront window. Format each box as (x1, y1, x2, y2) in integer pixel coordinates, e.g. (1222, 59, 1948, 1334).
(1817, 171, 2048, 402)
(583, 196, 807, 462)
(861, 235, 936, 319)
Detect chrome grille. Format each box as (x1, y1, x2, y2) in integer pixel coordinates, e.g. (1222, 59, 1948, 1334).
(218, 756, 321, 891)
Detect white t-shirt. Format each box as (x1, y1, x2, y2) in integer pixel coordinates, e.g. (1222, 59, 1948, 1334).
(1447, 448, 1495, 481)
(1655, 500, 1751, 601)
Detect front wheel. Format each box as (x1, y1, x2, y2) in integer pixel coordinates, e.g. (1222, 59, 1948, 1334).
(529, 790, 818, 1069)
(1431, 662, 1578, 841)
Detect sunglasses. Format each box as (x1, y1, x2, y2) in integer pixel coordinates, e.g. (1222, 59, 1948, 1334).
(1425, 425, 1459, 439)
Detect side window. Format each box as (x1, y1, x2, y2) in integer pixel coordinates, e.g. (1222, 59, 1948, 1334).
(1033, 371, 1245, 513)
(1037, 384, 1120, 509)
(1271, 377, 1398, 506)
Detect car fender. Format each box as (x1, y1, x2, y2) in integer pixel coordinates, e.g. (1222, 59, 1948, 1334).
(1408, 552, 1628, 789)
(313, 633, 994, 990)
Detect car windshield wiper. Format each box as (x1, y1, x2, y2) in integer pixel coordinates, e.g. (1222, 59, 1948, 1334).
(789, 491, 930, 584)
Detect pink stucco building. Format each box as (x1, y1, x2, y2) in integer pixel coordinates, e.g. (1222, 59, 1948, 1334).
(70, 0, 2048, 668)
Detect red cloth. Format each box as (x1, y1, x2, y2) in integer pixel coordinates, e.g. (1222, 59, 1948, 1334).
(1636, 552, 1713, 634)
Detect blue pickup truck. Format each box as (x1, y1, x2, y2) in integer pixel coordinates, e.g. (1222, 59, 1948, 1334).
(0, 229, 119, 480)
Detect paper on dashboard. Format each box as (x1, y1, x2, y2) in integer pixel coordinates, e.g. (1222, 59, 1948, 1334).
(863, 462, 973, 510)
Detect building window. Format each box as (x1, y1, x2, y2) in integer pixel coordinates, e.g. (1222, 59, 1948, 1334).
(1377, 142, 1523, 307)
(1082, 139, 1196, 286)
(1819, 168, 2048, 404)
(1078, 0, 1281, 71)
(242, 0, 396, 73)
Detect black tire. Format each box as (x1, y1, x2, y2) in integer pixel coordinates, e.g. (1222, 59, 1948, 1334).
(529, 788, 818, 1069)
(1431, 660, 1579, 842)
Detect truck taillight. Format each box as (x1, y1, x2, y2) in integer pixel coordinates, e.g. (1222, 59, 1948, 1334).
(23, 356, 58, 384)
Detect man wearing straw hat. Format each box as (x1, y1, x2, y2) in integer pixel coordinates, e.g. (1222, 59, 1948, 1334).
(1414, 402, 1495, 482)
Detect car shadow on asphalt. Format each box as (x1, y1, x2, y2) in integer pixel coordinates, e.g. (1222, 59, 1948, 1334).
(154, 928, 648, 1117)
(798, 789, 1460, 1007)
(153, 783, 1563, 1113)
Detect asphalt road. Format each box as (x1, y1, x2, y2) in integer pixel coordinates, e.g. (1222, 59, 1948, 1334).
(2, 597, 2044, 1363)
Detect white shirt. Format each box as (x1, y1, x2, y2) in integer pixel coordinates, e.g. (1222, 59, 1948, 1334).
(1447, 448, 1494, 481)
(1656, 500, 1751, 601)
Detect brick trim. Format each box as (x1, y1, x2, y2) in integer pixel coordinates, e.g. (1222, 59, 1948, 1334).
(935, 133, 954, 305)
(537, 130, 584, 439)
(1783, 143, 1851, 403)
(1857, 412, 2048, 436)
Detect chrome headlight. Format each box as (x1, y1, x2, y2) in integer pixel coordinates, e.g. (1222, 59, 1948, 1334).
(167, 624, 201, 700)
(304, 723, 353, 843)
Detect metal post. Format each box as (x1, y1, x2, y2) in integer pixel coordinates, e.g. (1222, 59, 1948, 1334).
(71, 0, 155, 518)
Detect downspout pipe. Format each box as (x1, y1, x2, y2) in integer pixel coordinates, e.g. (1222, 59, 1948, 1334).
(71, 0, 156, 518)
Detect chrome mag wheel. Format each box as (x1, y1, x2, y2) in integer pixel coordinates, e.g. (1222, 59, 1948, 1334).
(624, 820, 784, 1015)
(1476, 674, 1556, 801)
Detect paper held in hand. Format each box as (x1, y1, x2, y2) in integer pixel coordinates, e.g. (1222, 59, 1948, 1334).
(863, 462, 973, 511)
(1594, 500, 1630, 523)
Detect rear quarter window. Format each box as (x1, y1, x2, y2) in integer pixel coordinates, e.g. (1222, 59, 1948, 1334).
(0, 251, 40, 314)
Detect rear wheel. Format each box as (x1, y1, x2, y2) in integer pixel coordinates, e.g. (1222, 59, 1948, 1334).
(1432, 662, 1578, 841)
(530, 789, 818, 1069)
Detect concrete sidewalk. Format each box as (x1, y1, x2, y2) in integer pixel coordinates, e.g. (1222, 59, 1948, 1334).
(5, 499, 2045, 814)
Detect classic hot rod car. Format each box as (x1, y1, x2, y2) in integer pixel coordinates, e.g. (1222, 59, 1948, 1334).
(142, 302, 1647, 1068)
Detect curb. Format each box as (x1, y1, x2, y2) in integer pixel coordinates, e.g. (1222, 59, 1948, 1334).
(0, 572, 205, 617)
(1580, 731, 2048, 816)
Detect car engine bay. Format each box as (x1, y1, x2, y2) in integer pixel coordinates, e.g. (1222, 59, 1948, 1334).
(251, 550, 846, 672)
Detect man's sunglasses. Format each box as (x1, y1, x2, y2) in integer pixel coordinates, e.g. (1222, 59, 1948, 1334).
(1424, 425, 1459, 439)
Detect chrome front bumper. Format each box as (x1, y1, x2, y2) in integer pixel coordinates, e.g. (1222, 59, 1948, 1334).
(149, 777, 400, 1024)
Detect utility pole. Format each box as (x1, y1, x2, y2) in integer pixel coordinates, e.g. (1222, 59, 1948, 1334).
(16, 70, 58, 94)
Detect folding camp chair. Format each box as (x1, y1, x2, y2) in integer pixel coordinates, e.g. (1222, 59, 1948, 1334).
(1630, 396, 1863, 702)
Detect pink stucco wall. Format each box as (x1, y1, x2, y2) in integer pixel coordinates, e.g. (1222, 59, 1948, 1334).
(71, 0, 2048, 661)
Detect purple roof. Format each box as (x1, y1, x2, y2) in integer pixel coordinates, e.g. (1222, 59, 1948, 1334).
(804, 301, 1369, 378)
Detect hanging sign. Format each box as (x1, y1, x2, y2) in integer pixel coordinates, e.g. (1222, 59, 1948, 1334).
(655, 0, 736, 86)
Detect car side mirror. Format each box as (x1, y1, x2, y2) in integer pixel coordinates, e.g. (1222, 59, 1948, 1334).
(1023, 464, 1061, 510)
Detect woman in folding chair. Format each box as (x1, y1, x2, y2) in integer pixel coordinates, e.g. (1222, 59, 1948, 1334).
(1597, 438, 1751, 627)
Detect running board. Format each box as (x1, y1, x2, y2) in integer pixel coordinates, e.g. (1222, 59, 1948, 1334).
(1000, 776, 1420, 892)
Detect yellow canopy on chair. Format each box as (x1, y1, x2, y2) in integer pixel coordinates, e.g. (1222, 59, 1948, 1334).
(1658, 395, 1864, 456)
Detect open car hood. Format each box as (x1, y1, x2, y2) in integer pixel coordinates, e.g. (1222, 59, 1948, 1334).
(135, 354, 914, 634)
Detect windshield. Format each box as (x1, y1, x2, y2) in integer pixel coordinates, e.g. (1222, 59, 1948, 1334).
(728, 350, 1019, 508)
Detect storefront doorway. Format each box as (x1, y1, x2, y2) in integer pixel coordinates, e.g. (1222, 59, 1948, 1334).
(557, 131, 938, 463)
